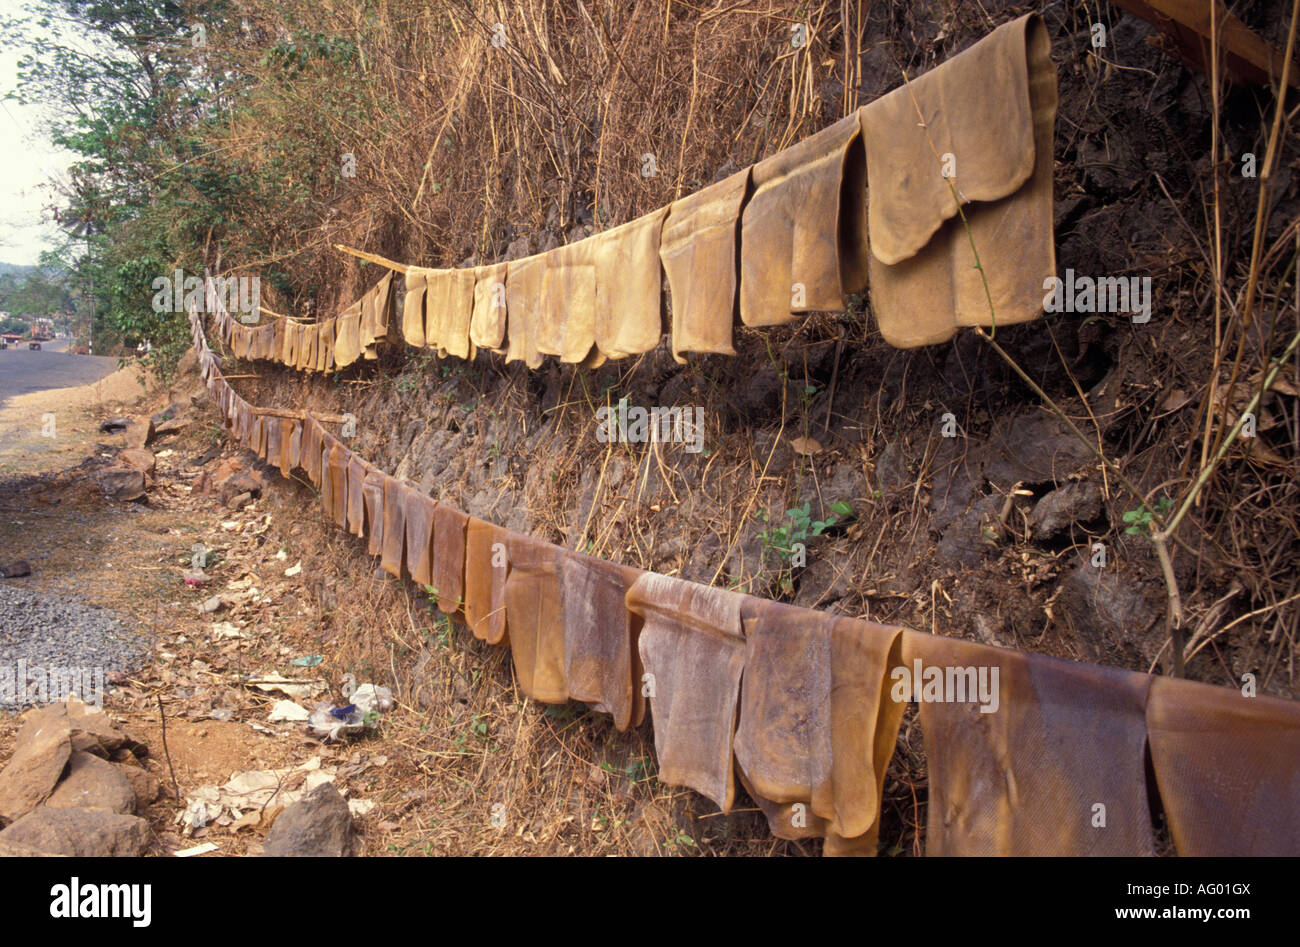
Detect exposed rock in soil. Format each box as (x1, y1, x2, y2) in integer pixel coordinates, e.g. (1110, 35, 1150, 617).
(96, 467, 146, 501)
(261, 782, 353, 857)
(0, 806, 149, 857)
(45, 751, 136, 814)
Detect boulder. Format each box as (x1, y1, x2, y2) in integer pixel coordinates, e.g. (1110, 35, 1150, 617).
(0, 807, 149, 857)
(118, 448, 156, 478)
(96, 467, 146, 502)
(23, 701, 145, 758)
(219, 470, 263, 507)
(261, 782, 353, 857)
(1058, 561, 1160, 663)
(116, 765, 162, 810)
(1029, 480, 1103, 539)
(44, 752, 136, 814)
(0, 716, 71, 822)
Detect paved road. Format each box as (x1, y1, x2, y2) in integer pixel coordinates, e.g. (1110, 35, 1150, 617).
(0, 340, 120, 407)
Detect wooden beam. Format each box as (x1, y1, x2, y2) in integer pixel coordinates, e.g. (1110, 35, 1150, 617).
(333, 243, 411, 275)
(1108, 0, 1300, 86)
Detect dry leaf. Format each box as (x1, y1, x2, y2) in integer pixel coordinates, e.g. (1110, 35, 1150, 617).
(790, 436, 823, 456)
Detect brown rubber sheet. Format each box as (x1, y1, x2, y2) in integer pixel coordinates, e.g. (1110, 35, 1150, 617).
(281, 418, 300, 477)
(463, 517, 509, 646)
(625, 571, 749, 811)
(400, 484, 436, 586)
(863, 13, 1057, 347)
(560, 552, 645, 731)
(594, 207, 667, 360)
(1146, 675, 1300, 856)
(380, 475, 406, 578)
(323, 436, 348, 529)
(402, 268, 428, 348)
(424, 268, 476, 360)
(431, 504, 467, 613)
(733, 600, 904, 852)
(504, 532, 567, 704)
(362, 468, 386, 558)
(739, 112, 868, 327)
(504, 253, 548, 369)
(901, 630, 1154, 855)
(470, 262, 508, 352)
(346, 453, 370, 537)
(333, 300, 362, 368)
(297, 323, 317, 372)
(659, 168, 750, 363)
(301, 415, 323, 487)
(540, 238, 598, 364)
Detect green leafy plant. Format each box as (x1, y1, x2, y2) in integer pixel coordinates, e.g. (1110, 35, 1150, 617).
(1122, 496, 1173, 535)
(756, 500, 854, 594)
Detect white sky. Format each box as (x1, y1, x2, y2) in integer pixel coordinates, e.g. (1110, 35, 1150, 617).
(0, 4, 76, 267)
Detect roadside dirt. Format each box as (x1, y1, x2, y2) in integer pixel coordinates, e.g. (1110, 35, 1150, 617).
(0, 361, 780, 856)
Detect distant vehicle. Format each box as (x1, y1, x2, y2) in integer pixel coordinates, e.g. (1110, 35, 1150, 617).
(0, 340, 7, 350)
(28, 341, 40, 350)
(30, 318, 53, 342)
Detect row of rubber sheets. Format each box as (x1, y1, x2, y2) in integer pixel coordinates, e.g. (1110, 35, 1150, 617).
(217, 271, 394, 371)
(220, 13, 1056, 377)
(191, 306, 1300, 857)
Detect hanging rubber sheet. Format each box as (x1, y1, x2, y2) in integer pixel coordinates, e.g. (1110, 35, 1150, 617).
(625, 571, 749, 811)
(861, 13, 1057, 347)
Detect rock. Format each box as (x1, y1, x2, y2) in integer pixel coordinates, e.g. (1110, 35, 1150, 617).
(0, 560, 31, 578)
(0, 715, 71, 822)
(98, 416, 153, 448)
(96, 467, 146, 502)
(153, 417, 190, 437)
(1058, 562, 1160, 663)
(935, 495, 1002, 570)
(793, 541, 853, 608)
(981, 411, 1095, 488)
(150, 401, 190, 427)
(0, 806, 149, 857)
(1029, 481, 1103, 539)
(116, 765, 162, 809)
(261, 782, 353, 857)
(24, 701, 143, 758)
(0, 837, 63, 856)
(219, 470, 262, 507)
(200, 595, 224, 614)
(45, 751, 136, 814)
(227, 491, 252, 511)
(118, 448, 156, 477)
(124, 418, 153, 449)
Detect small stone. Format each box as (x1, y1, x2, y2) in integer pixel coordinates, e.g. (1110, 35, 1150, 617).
(0, 560, 31, 578)
(261, 783, 353, 857)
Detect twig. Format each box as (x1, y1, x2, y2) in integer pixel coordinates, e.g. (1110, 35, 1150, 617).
(156, 695, 181, 801)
